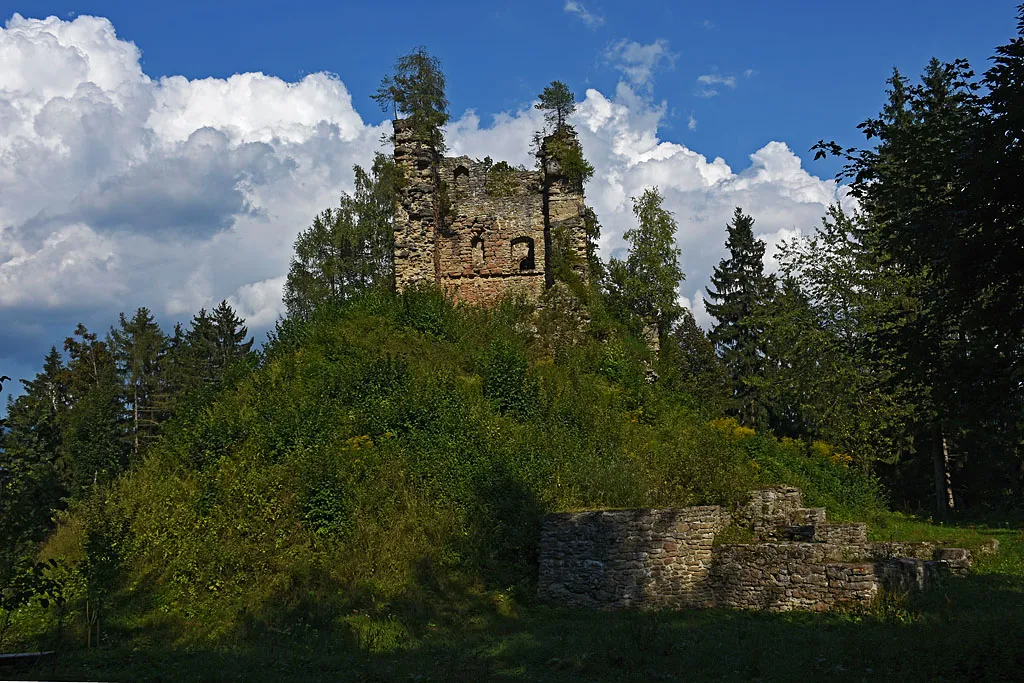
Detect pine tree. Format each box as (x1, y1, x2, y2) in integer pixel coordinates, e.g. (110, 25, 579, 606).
(535, 81, 576, 133)
(372, 47, 450, 151)
(704, 207, 775, 430)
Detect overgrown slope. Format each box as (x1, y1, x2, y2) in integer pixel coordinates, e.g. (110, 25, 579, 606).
(36, 288, 882, 645)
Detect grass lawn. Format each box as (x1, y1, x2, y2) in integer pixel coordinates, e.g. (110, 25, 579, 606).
(4, 516, 1022, 682)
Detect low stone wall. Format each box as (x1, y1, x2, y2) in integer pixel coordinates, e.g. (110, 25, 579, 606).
(712, 543, 877, 611)
(537, 487, 975, 613)
(538, 507, 730, 609)
(867, 542, 974, 577)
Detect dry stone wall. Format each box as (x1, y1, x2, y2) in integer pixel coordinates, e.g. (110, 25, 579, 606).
(537, 486, 976, 613)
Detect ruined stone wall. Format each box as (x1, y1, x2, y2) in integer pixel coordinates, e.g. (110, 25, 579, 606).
(392, 119, 589, 307)
(537, 487, 974, 613)
(737, 486, 826, 535)
(538, 507, 731, 609)
(711, 543, 877, 611)
(393, 119, 440, 291)
(541, 138, 589, 285)
(435, 157, 547, 305)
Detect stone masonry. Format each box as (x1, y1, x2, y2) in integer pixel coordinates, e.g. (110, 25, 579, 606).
(538, 486, 980, 612)
(392, 119, 589, 306)
(538, 507, 731, 609)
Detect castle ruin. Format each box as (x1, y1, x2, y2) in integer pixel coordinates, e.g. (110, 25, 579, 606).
(392, 119, 591, 306)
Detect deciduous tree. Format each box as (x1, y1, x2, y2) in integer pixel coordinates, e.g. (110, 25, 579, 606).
(606, 188, 685, 343)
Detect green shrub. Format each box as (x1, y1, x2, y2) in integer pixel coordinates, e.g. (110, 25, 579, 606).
(397, 283, 463, 342)
(481, 337, 537, 419)
(485, 161, 521, 197)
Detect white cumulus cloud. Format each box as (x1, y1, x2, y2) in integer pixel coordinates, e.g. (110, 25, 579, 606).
(0, 13, 384, 348)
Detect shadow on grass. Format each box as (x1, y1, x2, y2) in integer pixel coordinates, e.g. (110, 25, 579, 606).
(6, 569, 1023, 683)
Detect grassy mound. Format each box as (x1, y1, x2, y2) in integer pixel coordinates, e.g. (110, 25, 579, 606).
(20, 288, 882, 651)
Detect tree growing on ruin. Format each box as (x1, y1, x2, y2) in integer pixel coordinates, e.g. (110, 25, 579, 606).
(535, 80, 576, 133)
(372, 47, 450, 151)
(533, 81, 594, 192)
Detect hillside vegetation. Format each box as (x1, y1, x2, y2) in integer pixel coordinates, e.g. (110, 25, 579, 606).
(12, 287, 881, 653)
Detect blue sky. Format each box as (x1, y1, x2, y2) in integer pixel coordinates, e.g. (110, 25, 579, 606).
(7, 0, 1014, 173)
(0, 0, 1020, 409)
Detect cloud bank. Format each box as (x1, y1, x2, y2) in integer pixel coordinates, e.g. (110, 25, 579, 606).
(0, 13, 851, 378)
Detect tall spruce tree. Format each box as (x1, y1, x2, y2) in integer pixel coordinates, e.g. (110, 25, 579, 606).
(975, 6, 1024, 339)
(0, 348, 68, 534)
(211, 300, 254, 375)
(60, 325, 126, 496)
(156, 322, 189, 415)
(704, 207, 776, 430)
(186, 309, 218, 384)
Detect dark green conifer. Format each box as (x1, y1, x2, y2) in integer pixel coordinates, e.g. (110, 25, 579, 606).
(704, 207, 775, 430)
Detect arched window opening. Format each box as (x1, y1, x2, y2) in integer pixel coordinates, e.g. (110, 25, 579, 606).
(511, 236, 535, 271)
(472, 236, 485, 269)
(453, 165, 470, 197)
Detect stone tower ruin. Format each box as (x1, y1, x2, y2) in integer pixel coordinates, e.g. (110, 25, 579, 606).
(392, 118, 591, 306)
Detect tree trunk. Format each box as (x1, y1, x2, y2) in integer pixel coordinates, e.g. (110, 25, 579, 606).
(133, 381, 139, 457)
(933, 426, 955, 516)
